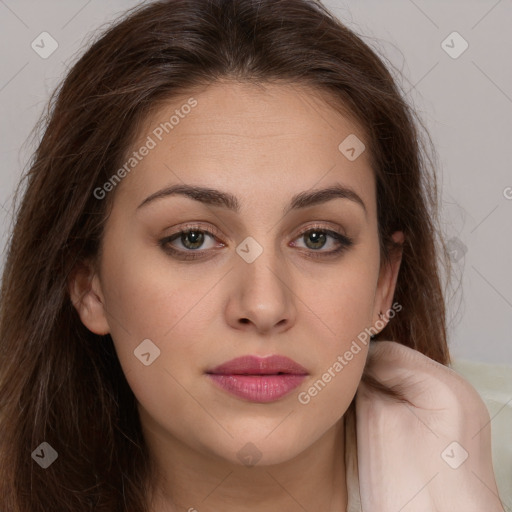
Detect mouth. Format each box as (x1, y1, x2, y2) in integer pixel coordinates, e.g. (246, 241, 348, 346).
(205, 354, 308, 403)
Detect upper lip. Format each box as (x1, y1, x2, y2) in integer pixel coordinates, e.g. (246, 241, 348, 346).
(206, 355, 309, 375)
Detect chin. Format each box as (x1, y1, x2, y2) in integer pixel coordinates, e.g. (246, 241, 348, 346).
(203, 429, 309, 468)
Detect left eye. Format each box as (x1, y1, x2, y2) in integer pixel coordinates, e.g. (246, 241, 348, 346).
(292, 228, 349, 251)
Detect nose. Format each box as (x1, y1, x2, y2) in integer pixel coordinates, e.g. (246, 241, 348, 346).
(225, 242, 297, 335)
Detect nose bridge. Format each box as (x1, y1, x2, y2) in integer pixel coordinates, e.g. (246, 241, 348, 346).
(231, 232, 295, 330)
(236, 233, 287, 295)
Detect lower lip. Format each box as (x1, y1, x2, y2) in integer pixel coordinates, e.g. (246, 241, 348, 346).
(206, 374, 307, 403)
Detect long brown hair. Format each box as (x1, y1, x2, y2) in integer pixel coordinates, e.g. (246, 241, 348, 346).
(0, 0, 451, 509)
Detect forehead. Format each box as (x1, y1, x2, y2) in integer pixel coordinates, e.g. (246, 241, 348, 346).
(116, 80, 375, 215)
(135, 80, 367, 153)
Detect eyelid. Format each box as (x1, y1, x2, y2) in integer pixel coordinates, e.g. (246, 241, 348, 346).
(293, 221, 348, 238)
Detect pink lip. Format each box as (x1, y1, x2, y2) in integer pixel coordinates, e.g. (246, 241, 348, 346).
(206, 355, 308, 403)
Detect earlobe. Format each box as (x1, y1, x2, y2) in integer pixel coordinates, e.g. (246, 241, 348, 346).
(68, 261, 110, 335)
(374, 231, 404, 326)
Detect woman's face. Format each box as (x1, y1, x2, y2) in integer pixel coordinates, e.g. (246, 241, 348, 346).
(72, 81, 401, 467)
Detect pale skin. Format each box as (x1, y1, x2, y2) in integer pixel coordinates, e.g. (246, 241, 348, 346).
(70, 80, 404, 512)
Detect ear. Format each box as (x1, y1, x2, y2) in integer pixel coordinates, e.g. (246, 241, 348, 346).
(68, 260, 110, 335)
(373, 231, 404, 329)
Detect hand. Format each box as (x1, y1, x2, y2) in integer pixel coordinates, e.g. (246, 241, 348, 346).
(355, 341, 505, 512)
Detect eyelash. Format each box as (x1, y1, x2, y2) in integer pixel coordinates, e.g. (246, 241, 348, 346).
(159, 223, 354, 261)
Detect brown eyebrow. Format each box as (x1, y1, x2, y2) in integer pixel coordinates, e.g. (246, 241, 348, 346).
(137, 182, 367, 217)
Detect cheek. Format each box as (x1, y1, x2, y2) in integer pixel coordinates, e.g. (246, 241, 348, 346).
(299, 255, 378, 411)
(306, 278, 373, 390)
(98, 245, 221, 441)
(314, 254, 380, 341)
(98, 236, 224, 376)
(100, 231, 214, 328)
(296, 288, 372, 435)
(298, 343, 368, 424)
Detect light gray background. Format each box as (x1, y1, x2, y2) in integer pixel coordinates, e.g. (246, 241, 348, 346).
(1, 0, 511, 364)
